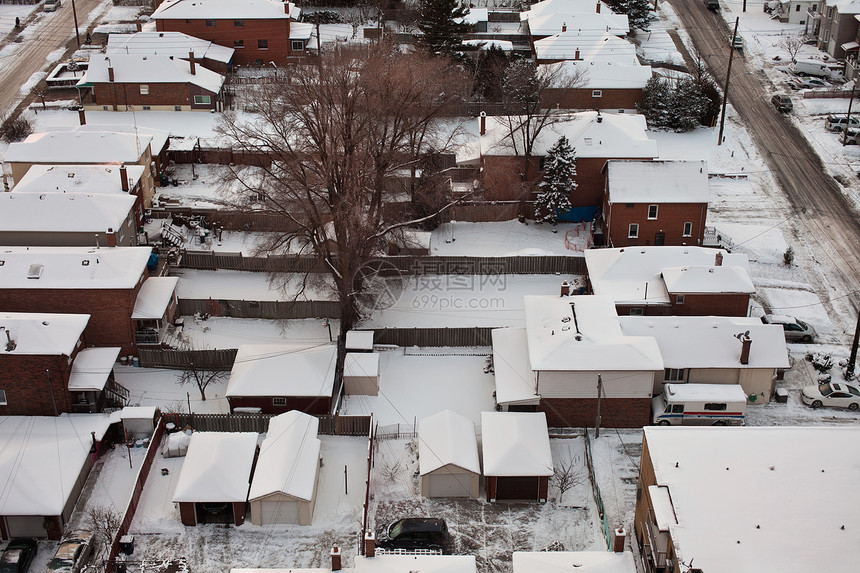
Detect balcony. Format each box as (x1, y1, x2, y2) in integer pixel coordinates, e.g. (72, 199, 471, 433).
(135, 328, 161, 345)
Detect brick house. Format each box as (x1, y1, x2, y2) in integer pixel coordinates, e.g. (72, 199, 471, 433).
(601, 160, 710, 248)
(584, 246, 755, 317)
(540, 60, 652, 111)
(478, 111, 658, 221)
(0, 247, 178, 355)
(491, 295, 663, 428)
(80, 54, 225, 112)
(151, 0, 303, 66)
(808, 0, 860, 58)
(106, 31, 235, 74)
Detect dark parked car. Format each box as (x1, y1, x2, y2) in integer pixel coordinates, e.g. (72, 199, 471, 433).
(376, 518, 450, 553)
(0, 539, 37, 573)
(771, 94, 793, 112)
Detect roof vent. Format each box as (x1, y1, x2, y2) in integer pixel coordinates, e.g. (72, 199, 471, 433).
(709, 268, 715, 273)
(4, 328, 15, 352)
(82, 259, 90, 266)
(27, 264, 44, 279)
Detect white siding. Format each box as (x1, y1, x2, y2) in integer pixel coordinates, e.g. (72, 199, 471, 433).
(537, 370, 655, 398)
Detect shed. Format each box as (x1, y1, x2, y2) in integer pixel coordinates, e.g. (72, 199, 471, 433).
(172, 432, 257, 526)
(419, 410, 480, 499)
(120, 406, 158, 440)
(343, 352, 380, 396)
(481, 412, 553, 503)
(248, 411, 321, 526)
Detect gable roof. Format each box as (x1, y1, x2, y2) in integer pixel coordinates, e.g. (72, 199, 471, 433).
(481, 412, 553, 476)
(0, 312, 89, 356)
(5, 131, 151, 165)
(152, 0, 300, 20)
(82, 54, 225, 94)
(419, 409, 480, 475)
(534, 31, 636, 62)
(226, 344, 337, 398)
(14, 164, 146, 195)
(528, 12, 629, 36)
(0, 246, 150, 290)
(248, 411, 320, 501)
(606, 160, 710, 204)
(107, 31, 234, 64)
(173, 432, 258, 503)
(541, 59, 652, 89)
(523, 0, 616, 20)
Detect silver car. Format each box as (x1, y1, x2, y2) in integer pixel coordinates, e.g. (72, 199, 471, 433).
(761, 314, 815, 342)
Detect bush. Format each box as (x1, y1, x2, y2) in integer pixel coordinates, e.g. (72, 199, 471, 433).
(0, 114, 32, 143)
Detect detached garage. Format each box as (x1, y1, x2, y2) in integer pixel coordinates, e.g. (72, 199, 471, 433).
(481, 412, 553, 503)
(248, 411, 321, 526)
(172, 432, 257, 526)
(419, 410, 480, 499)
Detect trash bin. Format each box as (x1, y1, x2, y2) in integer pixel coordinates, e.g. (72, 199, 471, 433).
(774, 387, 789, 403)
(119, 535, 134, 555)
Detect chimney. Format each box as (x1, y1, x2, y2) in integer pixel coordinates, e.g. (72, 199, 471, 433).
(715, 251, 724, 266)
(596, 1, 601, 12)
(120, 164, 129, 191)
(740, 334, 752, 365)
(330, 547, 341, 571)
(574, 48, 580, 60)
(107, 229, 117, 247)
(108, 64, 115, 83)
(78, 107, 86, 125)
(562, 22, 567, 32)
(613, 525, 626, 553)
(364, 532, 376, 558)
(189, 51, 196, 75)
(560, 280, 571, 297)
(136, 19, 142, 32)
(479, 111, 487, 136)
(285, 0, 290, 13)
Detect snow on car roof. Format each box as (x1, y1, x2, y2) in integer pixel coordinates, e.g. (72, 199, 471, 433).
(643, 426, 860, 571)
(419, 409, 480, 475)
(606, 160, 710, 204)
(248, 411, 320, 502)
(512, 550, 637, 573)
(226, 344, 337, 398)
(173, 432, 257, 503)
(0, 312, 89, 355)
(481, 412, 553, 477)
(662, 383, 748, 402)
(0, 246, 151, 290)
(131, 277, 179, 320)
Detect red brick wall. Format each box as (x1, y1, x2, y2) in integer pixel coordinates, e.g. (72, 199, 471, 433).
(541, 397, 651, 428)
(92, 81, 217, 110)
(605, 202, 708, 248)
(0, 352, 77, 416)
(543, 87, 644, 110)
(228, 395, 331, 415)
(179, 502, 197, 526)
(616, 293, 751, 318)
(156, 18, 295, 65)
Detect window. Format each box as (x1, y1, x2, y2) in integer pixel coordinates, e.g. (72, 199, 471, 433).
(234, 39, 245, 48)
(0, 389, 6, 405)
(205, 19, 216, 26)
(629, 308, 643, 316)
(592, 89, 603, 97)
(647, 205, 658, 219)
(292, 40, 304, 51)
(664, 368, 686, 381)
(676, 294, 685, 304)
(671, 404, 684, 414)
(139, 84, 149, 95)
(704, 403, 728, 411)
(103, 106, 109, 111)
(628, 223, 639, 238)
(683, 222, 692, 236)
(796, 4, 800, 10)
(538, 156, 547, 171)
(258, 39, 269, 50)
(234, 19, 245, 26)
(193, 95, 212, 105)
(142, 106, 151, 110)
(174, 105, 182, 111)
(273, 397, 287, 406)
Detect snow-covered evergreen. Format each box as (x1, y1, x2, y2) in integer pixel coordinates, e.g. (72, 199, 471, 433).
(534, 136, 576, 225)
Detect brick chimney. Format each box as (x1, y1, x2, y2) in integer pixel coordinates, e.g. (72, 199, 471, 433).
(562, 22, 567, 32)
(560, 280, 571, 296)
(78, 107, 86, 125)
(480, 111, 486, 136)
(715, 251, 724, 266)
(108, 62, 115, 83)
(740, 334, 752, 365)
(136, 19, 142, 32)
(330, 547, 341, 571)
(574, 48, 580, 60)
(364, 532, 376, 557)
(107, 229, 117, 247)
(189, 51, 196, 75)
(120, 164, 129, 191)
(285, 0, 290, 13)
(596, 1, 601, 12)
(613, 525, 626, 552)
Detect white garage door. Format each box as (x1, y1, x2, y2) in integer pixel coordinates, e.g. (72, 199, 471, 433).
(260, 500, 300, 525)
(428, 473, 472, 498)
(6, 516, 47, 538)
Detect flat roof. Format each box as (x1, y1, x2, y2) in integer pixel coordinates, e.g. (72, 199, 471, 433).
(343, 352, 379, 377)
(153, 0, 300, 20)
(607, 160, 710, 204)
(68, 347, 121, 391)
(13, 164, 146, 195)
(490, 327, 539, 405)
(107, 31, 235, 64)
(0, 193, 136, 233)
(481, 412, 553, 477)
(5, 131, 151, 164)
(512, 551, 637, 573)
(131, 277, 178, 320)
(0, 312, 89, 356)
(226, 344, 337, 398)
(173, 432, 257, 503)
(0, 247, 151, 290)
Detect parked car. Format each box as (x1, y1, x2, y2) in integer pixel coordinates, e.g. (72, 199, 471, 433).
(825, 114, 860, 132)
(843, 128, 860, 145)
(43, 0, 61, 11)
(789, 77, 829, 90)
(801, 381, 860, 410)
(771, 94, 793, 112)
(0, 539, 37, 573)
(376, 518, 450, 553)
(46, 533, 92, 573)
(761, 314, 815, 342)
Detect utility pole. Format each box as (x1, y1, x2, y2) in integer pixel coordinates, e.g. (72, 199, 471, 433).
(718, 17, 740, 146)
(844, 83, 856, 146)
(595, 374, 603, 438)
(71, 0, 80, 47)
(847, 310, 860, 379)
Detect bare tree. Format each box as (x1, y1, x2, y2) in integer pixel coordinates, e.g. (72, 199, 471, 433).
(178, 360, 228, 401)
(216, 43, 471, 336)
(778, 34, 804, 62)
(86, 505, 122, 567)
(550, 457, 585, 503)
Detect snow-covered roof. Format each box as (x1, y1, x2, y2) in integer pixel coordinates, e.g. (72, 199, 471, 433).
(643, 426, 860, 571)
(606, 160, 710, 204)
(73, 124, 169, 155)
(13, 164, 146, 195)
(248, 411, 320, 502)
(82, 54, 225, 94)
(661, 265, 755, 294)
(541, 60, 652, 89)
(131, 277, 178, 319)
(528, 12, 629, 36)
(0, 312, 89, 356)
(661, 383, 749, 403)
(120, 406, 158, 420)
(822, 0, 860, 13)
(345, 330, 374, 351)
(524, 295, 663, 372)
(512, 551, 637, 573)
(226, 343, 337, 398)
(491, 327, 539, 405)
(0, 247, 151, 290)
(463, 39, 514, 51)
(173, 432, 258, 503)
(5, 131, 152, 164)
(0, 414, 112, 515)
(523, 0, 615, 21)
(620, 317, 789, 369)
(0, 193, 136, 234)
(344, 352, 379, 378)
(419, 409, 480, 475)
(153, 0, 300, 20)
(480, 112, 657, 159)
(534, 31, 636, 62)
(290, 21, 314, 40)
(353, 555, 477, 573)
(584, 247, 751, 305)
(107, 31, 235, 64)
(647, 485, 675, 531)
(457, 8, 488, 24)
(68, 347, 121, 391)
(481, 412, 553, 477)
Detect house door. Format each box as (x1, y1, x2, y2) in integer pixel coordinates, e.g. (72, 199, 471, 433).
(655, 232, 665, 245)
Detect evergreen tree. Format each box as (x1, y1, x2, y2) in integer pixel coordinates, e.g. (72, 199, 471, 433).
(639, 76, 672, 129)
(604, 0, 655, 32)
(534, 136, 576, 224)
(417, 0, 471, 59)
(671, 76, 710, 132)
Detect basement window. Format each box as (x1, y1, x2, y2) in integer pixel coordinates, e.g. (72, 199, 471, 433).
(0, 390, 6, 405)
(676, 294, 686, 304)
(273, 397, 287, 406)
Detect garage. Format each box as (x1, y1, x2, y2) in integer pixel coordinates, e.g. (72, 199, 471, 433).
(481, 412, 552, 503)
(493, 477, 542, 501)
(419, 410, 480, 499)
(259, 500, 301, 525)
(5, 516, 47, 538)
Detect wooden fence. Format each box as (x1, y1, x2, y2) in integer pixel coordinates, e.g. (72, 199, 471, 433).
(138, 348, 238, 370)
(167, 147, 271, 167)
(803, 89, 853, 99)
(162, 412, 372, 436)
(149, 209, 303, 233)
(177, 298, 342, 320)
(372, 327, 495, 347)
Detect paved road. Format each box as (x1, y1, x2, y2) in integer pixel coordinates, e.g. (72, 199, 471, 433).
(669, 1, 860, 319)
(0, 0, 103, 114)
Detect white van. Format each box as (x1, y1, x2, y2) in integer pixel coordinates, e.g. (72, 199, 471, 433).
(651, 383, 747, 426)
(44, 0, 61, 11)
(790, 58, 830, 78)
